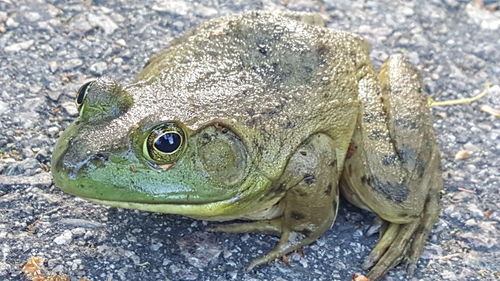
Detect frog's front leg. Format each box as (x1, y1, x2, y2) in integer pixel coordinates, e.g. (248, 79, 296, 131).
(341, 54, 443, 280)
(209, 133, 340, 270)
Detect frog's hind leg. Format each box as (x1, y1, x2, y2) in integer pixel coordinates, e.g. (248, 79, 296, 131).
(366, 145, 441, 280)
(209, 134, 340, 270)
(341, 54, 443, 281)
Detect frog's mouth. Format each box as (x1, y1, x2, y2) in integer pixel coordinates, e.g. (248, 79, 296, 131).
(79, 172, 272, 220)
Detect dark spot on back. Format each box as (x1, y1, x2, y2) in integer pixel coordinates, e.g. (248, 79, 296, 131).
(324, 184, 332, 196)
(368, 129, 389, 140)
(395, 118, 419, 130)
(303, 174, 316, 184)
(300, 151, 307, 156)
(290, 211, 306, 220)
(363, 175, 410, 203)
(381, 154, 399, 166)
(275, 183, 287, 193)
(258, 46, 268, 55)
(280, 121, 294, 129)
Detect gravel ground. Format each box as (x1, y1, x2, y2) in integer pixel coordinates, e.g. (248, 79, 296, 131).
(0, 0, 499, 280)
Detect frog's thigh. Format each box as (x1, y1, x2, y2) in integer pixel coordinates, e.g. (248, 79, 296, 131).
(248, 133, 340, 270)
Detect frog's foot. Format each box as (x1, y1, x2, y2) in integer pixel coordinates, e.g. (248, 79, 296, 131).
(210, 218, 331, 271)
(364, 184, 441, 281)
(246, 229, 317, 271)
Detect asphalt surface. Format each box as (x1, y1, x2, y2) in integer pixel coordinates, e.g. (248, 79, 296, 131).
(0, 0, 499, 281)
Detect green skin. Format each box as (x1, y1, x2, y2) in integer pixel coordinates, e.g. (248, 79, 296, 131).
(52, 12, 442, 281)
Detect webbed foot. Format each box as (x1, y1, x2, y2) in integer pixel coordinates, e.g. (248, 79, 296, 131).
(364, 182, 441, 281)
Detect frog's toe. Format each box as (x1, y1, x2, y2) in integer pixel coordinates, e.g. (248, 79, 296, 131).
(405, 188, 441, 274)
(207, 218, 282, 236)
(362, 222, 400, 270)
(366, 221, 419, 281)
(247, 230, 314, 271)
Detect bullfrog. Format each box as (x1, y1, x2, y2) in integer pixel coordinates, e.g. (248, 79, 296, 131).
(51, 11, 443, 281)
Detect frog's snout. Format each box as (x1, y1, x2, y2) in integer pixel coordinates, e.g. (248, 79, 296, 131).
(52, 135, 110, 180)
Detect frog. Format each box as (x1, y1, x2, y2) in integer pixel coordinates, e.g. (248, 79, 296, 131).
(51, 11, 443, 281)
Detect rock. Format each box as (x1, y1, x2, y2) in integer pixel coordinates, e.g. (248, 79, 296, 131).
(5, 16, 19, 28)
(48, 61, 58, 73)
(87, 12, 118, 34)
(152, 0, 192, 15)
(61, 101, 79, 116)
(0, 101, 8, 115)
(61, 58, 83, 71)
(466, 3, 500, 30)
(90, 61, 108, 76)
(54, 230, 73, 245)
(4, 40, 34, 52)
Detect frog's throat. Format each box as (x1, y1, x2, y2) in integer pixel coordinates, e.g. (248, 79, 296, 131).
(84, 172, 273, 220)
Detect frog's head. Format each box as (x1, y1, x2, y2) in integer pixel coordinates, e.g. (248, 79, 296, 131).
(51, 79, 271, 219)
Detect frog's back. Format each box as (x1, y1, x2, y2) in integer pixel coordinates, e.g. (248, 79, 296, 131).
(132, 12, 369, 178)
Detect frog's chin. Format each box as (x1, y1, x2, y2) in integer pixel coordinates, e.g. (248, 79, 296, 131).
(83, 172, 274, 220)
(84, 197, 236, 220)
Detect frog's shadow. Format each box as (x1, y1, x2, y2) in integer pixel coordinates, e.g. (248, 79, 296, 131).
(100, 197, 378, 276)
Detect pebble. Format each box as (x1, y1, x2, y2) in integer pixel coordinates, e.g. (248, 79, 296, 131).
(5, 16, 19, 28)
(466, 3, 500, 30)
(61, 101, 79, 116)
(0, 101, 8, 115)
(61, 58, 83, 71)
(54, 230, 73, 245)
(90, 61, 108, 76)
(4, 40, 34, 52)
(87, 12, 118, 34)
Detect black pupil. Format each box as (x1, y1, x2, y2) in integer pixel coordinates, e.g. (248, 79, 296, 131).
(154, 132, 181, 153)
(76, 81, 92, 105)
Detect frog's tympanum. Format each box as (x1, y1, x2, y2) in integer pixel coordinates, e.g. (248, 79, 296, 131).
(52, 12, 442, 280)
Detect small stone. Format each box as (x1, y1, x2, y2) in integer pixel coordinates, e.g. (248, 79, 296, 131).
(47, 90, 63, 101)
(24, 12, 41, 22)
(466, 3, 500, 30)
(48, 61, 58, 73)
(54, 230, 73, 245)
(61, 58, 83, 71)
(47, 126, 60, 136)
(0, 101, 8, 115)
(6, 17, 19, 28)
(150, 243, 163, 251)
(61, 101, 79, 116)
(89, 61, 107, 76)
(152, 0, 191, 15)
(454, 150, 472, 161)
(87, 12, 118, 34)
(0, 11, 7, 22)
(71, 227, 86, 236)
(115, 39, 127, 47)
(4, 40, 34, 52)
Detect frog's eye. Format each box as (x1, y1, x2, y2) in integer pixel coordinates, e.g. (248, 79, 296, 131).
(143, 123, 186, 164)
(75, 81, 93, 114)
